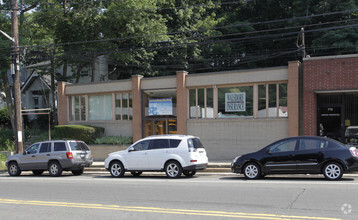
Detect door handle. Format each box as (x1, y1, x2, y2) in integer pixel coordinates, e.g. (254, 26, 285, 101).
(46, 154, 51, 156)
(31, 155, 35, 157)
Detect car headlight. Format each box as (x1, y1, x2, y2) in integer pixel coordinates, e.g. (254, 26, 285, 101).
(233, 156, 241, 163)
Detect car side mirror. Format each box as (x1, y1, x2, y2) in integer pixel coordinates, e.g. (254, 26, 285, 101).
(128, 147, 135, 152)
(23, 151, 27, 155)
(265, 148, 272, 155)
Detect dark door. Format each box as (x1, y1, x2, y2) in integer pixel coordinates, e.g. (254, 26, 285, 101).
(317, 106, 344, 142)
(294, 138, 327, 173)
(262, 139, 298, 173)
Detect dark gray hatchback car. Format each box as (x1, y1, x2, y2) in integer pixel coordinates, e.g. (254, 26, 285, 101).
(6, 140, 93, 177)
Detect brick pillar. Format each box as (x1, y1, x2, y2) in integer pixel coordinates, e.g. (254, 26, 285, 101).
(176, 71, 188, 135)
(132, 75, 143, 142)
(57, 82, 67, 125)
(288, 61, 300, 136)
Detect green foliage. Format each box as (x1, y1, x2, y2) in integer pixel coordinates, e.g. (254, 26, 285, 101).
(94, 136, 133, 145)
(0, 153, 7, 170)
(0, 107, 11, 129)
(0, 129, 15, 151)
(54, 125, 104, 144)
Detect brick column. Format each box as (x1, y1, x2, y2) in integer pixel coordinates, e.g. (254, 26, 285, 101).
(132, 75, 143, 142)
(57, 82, 67, 125)
(176, 71, 188, 135)
(288, 61, 300, 136)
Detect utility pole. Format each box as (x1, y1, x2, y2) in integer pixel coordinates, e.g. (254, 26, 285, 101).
(300, 27, 306, 59)
(11, 0, 23, 153)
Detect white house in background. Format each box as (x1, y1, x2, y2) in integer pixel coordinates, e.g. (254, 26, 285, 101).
(0, 91, 6, 109)
(21, 55, 109, 120)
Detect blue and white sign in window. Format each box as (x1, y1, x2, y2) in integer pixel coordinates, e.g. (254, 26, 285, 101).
(149, 98, 173, 116)
(225, 92, 246, 112)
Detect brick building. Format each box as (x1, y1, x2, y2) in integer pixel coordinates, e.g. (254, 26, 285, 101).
(303, 54, 358, 142)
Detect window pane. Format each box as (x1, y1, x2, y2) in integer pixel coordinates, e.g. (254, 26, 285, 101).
(54, 142, 67, 152)
(206, 88, 214, 118)
(89, 95, 113, 120)
(69, 97, 73, 121)
(115, 93, 121, 120)
(39, 143, 51, 153)
(279, 83, 288, 117)
(80, 96, 86, 121)
(75, 96, 80, 121)
(299, 139, 326, 150)
(122, 93, 128, 120)
(258, 85, 266, 118)
(218, 86, 253, 118)
(198, 88, 204, 118)
(129, 93, 133, 120)
(169, 139, 181, 148)
(189, 89, 196, 118)
(268, 84, 277, 117)
(269, 140, 296, 153)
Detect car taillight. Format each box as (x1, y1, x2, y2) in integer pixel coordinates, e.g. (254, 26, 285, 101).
(66, 152, 73, 159)
(90, 152, 93, 159)
(349, 147, 358, 157)
(190, 160, 197, 162)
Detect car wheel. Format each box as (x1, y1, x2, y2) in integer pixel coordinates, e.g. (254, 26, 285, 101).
(243, 162, 261, 179)
(72, 168, 84, 176)
(165, 161, 182, 178)
(32, 170, 44, 176)
(183, 170, 196, 177)
(48, 161, 63, 177)
(131, 171, 142, 177)
(110, 161, 125, 177)
(8, 162, 21, 176)
(323, 162, 343, 180)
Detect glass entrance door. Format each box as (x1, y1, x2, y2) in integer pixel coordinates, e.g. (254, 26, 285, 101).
(144, 118, 177, 137)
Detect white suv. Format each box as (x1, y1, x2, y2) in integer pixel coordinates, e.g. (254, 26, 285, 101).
(104, 135, 208, 178)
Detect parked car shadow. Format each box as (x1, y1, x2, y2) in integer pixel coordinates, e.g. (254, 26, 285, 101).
(220, 175, 355, 182)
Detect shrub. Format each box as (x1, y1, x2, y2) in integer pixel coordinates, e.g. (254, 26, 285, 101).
(0, 153, 7, 170)
(94, 136, 133, 145)
(54, 125, 104, 144)
(0, 129, 15, 151)
(0, 107, 11, 129)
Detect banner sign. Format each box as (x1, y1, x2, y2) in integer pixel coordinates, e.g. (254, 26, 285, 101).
(149, 98, 173, 115)
(225, 92, 246, 112)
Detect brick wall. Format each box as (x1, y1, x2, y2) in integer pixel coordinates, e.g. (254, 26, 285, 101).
(303, 55, 358, 136)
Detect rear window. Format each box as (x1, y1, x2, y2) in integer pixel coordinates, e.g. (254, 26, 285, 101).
(69, 141, 90, 151)
(54, 142, 67, 152)
(169, 139, 182, 148)
(187, 138, 204, 149)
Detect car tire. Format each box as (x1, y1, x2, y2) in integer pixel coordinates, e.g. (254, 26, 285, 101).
(243, 162, 261, 179)
(48, 161, 63, 177)
(131, 171, 142, 177)
(183, 170, 196, 177)
(323, 162, 343, 180)
(72, 168, 84, 176)
(8, 162, 21, 176)
(165, 161, 182, 178)
(110, 161, 125, 177)
(32, 170, 44, 176)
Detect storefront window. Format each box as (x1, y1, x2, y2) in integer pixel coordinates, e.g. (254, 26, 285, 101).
(258, 85, 266, 118)
(189, 88, 214, 119)
(80, 96, 86, 120)
(189, 89, 196, 118)
(75, 96, 80, 121)
(69, 96, 86, 121)
(122, 93, 128, 120)
(279, 83, 288, 117)
(89, 95, 112, 120)
(268, 84, 277, 117)
(198, 88, 204, 118)
(218, 86, 253, 118)
(206, 88, 214, 118)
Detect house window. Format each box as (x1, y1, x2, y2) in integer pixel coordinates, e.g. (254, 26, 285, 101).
(218, 86, 253, 118)
(115, 92, 133, 120)
(80, 67, 91, 77)
(68, 95, 86, 121)
(89, 94, 112, 120)
(189, 88, 214, 119)
(279, 83, 288, 117)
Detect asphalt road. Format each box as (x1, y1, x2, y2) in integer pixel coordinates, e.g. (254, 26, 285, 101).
(0, 172, 357, 220)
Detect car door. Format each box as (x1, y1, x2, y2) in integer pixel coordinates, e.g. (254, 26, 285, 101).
(125, 140, 150, 170)
(36, 142, 52, 170)
(18, 143, 41, 170)
(294, 138, 327, 173)
(146, 139, 170, 170)
(261, 139, 298, 173)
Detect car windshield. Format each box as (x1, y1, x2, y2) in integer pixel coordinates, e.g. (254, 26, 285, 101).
(187, 138, 204, 149)
(69, 141, 89, 151)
